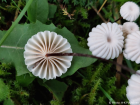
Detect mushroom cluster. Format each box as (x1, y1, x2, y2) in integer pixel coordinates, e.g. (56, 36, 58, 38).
(119, 1, 140, 104)
(86, 1, 140, 104)
(120, 1, 140, 64)
(87, 0, 140, 61)
(23, 1, 140, 104)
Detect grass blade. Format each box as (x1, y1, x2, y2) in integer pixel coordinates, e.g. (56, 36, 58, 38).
(99, 86, 116, 105)
(0, 0, 33, 46)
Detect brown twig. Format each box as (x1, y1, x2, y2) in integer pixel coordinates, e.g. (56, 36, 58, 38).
(113, 7, 123, 88)
(97, 0, 107, 14)
(14, 0, 21, 21)
(92, 6, 107, 23)
(46, 53, 135, 74)
(114, 17, 123, 22)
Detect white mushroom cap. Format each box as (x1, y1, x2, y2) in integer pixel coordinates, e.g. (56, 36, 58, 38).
(87, 22, 124, 60)
(126, 70, 140, 105)
(123, 51, 129, 60)
(122, 22, 139, 38)
(119, 25, 123, 31)
(120, 1, 140, 22)
(24, 31, 73, 80)
(125, 31, 140, 64)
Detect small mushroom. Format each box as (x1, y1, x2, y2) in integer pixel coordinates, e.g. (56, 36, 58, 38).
(126, 70, 140, 105)
(120, 1, 140, 22)
(123, 51, 130, 60)
(122, 22, 139, 38)
(118, 25, 123, 31)
(87, 22, 124, 59)
(124, 31, 140, 64)
(24, 31, 73, 80)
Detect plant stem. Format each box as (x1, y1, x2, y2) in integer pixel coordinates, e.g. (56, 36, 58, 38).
(91, 6, 107, 23)
(12, 0, 30, 21)
(13, 0, 21, 21)
(113, 7, 123, 88)
(77, 71, 85, 78)
(0, 0, 33, 46)
(0, 6, 7, 10)
(99, 86, 116, 105)
(97, 0, 107, 14)
(47, 53, 135, 74)
(115, 53, 123, 87)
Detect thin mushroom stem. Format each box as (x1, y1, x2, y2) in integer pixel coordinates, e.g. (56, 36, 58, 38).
(46, 53, 135, 74)
(115, 53, 123, 87)
(114, 16, 123, 22)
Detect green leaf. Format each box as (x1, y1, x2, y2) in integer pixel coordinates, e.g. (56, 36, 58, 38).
(99, 0, 104, 5)
(0, 79, 10, 101)
(0, 47, 28, 76)
(38, 79, 68, 101)
(26, 0, 49, 23)
(63, 0, 69, 4)
(2, 0, 7, 3)
(16, 73, 36, 87)
(48, 4, 57, 18)
(0, 21, 56, 76)
(0, 21, 96, 77)
(3, 98, 14, 105)
(113, 0, 127, 2)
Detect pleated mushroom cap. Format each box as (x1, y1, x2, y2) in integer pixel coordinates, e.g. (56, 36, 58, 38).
(24, 31, 73, 80)
(119, 25, 123, 31)
(87, 22, 124, 59)
(123, 51, 130, 60)
(126, 70, 140, 105)
(120, 1, 140, 22)
(125, 31, 140, 64)
(122, 22, 139, 38)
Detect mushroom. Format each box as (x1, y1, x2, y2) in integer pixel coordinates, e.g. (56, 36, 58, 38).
(123, 50, 129, 60)
(126, 70, 140, 105)
(120, 1, 140, 22)
(87, 22, 124, 59)
(119, 25, 123, 31)
(124, 31, 140, 64)
(24, 31, 73, 80)
(122, 22, 139, 38)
